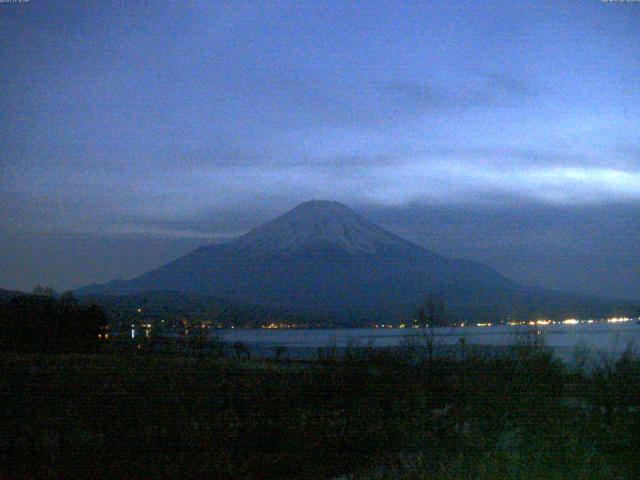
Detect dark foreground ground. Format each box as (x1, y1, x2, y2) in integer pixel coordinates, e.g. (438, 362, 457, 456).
(1, 343, 639, 479)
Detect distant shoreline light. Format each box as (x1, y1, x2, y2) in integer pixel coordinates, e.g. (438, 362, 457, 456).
(369, 317, 637, 329)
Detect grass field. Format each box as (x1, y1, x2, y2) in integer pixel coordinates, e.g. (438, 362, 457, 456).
(1, 344, 639, 479)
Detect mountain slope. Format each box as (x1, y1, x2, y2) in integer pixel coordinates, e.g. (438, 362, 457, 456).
(78, 200, 636, 323)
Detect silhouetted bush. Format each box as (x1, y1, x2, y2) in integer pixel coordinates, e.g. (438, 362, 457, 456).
(0, 293, 106, 353)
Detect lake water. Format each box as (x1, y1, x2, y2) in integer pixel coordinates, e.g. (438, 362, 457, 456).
(216, 321, 640, 363)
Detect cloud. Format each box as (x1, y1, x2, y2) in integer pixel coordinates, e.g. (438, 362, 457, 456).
(3, 139, 640, 243)
(381, 71, 541, 114)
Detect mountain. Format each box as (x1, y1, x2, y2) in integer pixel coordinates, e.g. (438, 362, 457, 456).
(78, 200, 637, 324)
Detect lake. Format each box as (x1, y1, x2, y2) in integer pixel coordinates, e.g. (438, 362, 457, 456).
(216, 321, 640, 363)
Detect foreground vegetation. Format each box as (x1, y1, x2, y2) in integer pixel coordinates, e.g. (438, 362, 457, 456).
(1, 339, 639, 479)
(0, 292, 106, 353)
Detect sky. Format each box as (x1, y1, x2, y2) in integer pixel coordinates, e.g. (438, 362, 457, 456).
(1, 0, 639, 299)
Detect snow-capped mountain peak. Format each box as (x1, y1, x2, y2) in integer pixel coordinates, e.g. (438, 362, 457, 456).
(226, 200, 417, 255)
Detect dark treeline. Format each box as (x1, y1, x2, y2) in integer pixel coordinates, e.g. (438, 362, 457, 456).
(0, 292, 106, 353)
(80, 289, 640, 329)
(1, 342, 639, 479)
(83, 290, 340, 329)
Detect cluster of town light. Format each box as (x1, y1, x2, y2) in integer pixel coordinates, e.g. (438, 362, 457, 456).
(487, 317, 636, 327)
(607, 317, 632, 323)
(104, 307, 637, 336)
(372, 317, 637, 329)
(505, 317, 635, 327)
(373, 323, 466, 329)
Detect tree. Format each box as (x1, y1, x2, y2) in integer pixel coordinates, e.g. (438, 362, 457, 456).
(232, 341, 250, 359)
(416, 296, 447, 362)
(59, 291, 78, 307)
(419, 296, 447, 328)
(0, 293, 107, 353)
(272, 345, 287, 361)
(32, 285, 56, 297)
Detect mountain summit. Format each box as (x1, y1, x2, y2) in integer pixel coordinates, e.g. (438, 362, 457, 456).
(79, 201, 629, 323)
(226, 200, 423, 256)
